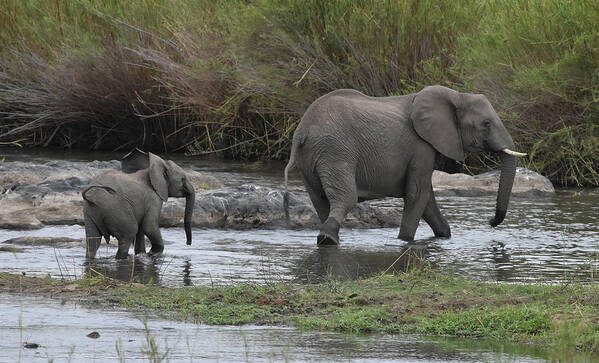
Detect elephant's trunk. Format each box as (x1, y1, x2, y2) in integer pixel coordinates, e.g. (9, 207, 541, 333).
(183, 180, 195, 245)
(489, 152, 517, 227)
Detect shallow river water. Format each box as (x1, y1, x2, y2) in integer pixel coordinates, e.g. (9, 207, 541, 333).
(0, 293, 560, 362)
(1, 150, 599, 361)
(1, 154, 598, 285)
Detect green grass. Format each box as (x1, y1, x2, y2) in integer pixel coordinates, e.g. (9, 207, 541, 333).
(4, 269, 599, 358)
(416, 305, 550, 338)
(105, 271, 599, 350)
(0, 0, 598, 184)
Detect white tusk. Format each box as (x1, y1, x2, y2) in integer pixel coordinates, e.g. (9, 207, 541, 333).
(502, 148, 527, 157)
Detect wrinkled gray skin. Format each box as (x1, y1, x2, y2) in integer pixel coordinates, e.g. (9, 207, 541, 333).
(284, 85, 520, 245)
(83, 152, 195, 259)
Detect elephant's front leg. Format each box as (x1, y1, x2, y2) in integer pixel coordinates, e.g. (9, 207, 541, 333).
(134, 227, 147, 255)
(422, 187, 451, 238)
(398, 157, 434, 241)
(141, 206, 164, 255)
(143, 222, 164, 256)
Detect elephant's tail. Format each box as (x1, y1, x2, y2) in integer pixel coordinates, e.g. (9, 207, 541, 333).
(283, 140, 299, 222)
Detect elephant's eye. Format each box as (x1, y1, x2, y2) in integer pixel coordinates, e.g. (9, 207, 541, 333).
(483, 119, 491, 128)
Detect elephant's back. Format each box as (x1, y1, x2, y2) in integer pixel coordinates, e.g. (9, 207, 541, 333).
(91, 170, 140, 188)
(88, 170, 152, 203)
(301, 90, 411, 128)
(298, 89, 413, 147)
(296, 89, 418, 197)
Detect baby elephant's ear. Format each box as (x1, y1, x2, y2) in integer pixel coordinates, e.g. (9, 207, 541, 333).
(121, 148, 149, 173)
(148, 153, 168, 201)
(410, 86, 465, 162)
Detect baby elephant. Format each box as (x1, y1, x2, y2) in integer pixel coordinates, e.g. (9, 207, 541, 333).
(83, 150, 195, 259)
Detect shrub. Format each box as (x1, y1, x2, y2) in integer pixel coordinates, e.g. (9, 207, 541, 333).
(0, 0, 598, 184)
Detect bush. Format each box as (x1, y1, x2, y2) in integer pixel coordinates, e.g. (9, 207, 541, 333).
(0, 0, 597, 184)
(457, 0, 599, 185)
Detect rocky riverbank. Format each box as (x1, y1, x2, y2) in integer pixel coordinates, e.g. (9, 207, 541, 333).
(0, 159, 554, 230)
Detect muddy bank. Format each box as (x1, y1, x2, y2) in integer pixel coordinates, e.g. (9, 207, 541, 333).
(0, 159, 554, 230)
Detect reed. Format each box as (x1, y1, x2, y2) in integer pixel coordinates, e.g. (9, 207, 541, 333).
(0, 0, 597, 184)
(457, 0, 599, 186)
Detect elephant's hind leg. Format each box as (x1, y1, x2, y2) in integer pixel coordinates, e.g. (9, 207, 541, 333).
(303, 178, 330, 224)
(106, 209, 137, 259)
(317, 163, 358, 245)
(83, 187, 137, 259)
(84, 209, 102, 259)
(115, 233, 136, 259)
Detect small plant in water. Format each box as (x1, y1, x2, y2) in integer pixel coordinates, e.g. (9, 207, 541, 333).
(141, 319, 171, 362)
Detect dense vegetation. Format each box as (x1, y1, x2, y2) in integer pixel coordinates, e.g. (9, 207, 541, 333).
(0, 0, 597, 186)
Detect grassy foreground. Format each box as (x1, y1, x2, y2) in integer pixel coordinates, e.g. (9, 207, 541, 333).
(3, 270, 599, 355)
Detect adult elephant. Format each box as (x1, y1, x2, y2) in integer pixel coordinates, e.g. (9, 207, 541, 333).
(83, 150, 195, 259)
(284, 85, 526, 245)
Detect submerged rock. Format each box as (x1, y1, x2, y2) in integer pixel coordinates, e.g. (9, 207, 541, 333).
(0, 245, 24, 253)
(86, 331, 100, 339)
(2, 236, 85, 248)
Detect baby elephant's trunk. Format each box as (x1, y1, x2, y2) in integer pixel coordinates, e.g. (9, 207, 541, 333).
(183, 180, 195, 245)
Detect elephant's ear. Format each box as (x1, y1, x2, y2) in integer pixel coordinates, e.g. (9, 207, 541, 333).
(121, 148, 149, 173)
(148, 153, 168, 201)
(410, 86, 464, 162)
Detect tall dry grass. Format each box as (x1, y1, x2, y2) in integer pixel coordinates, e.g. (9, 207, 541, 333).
(0, 0, 597, 184)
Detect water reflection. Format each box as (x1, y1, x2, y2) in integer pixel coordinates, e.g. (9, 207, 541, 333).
(488, 240, 515, 281)
(85, 255, 162, 285)
(84, 254, 200, 286)
(5, 293, 584, 362)
(182, 258, 193, 286)
(292, 242, 438, 283)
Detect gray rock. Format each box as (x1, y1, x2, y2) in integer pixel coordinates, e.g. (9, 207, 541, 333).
(0, 159, 222, 195)
(0, 163, 553, 230)
(432, 167, 554, 197)
(0, 159, 223, 229)
(185, 169, 224, 190)
(0, 211, 44, 230)
(0, 160, 120, 189)
(5, 177, 90, 199)
(160, 184, 398, 229)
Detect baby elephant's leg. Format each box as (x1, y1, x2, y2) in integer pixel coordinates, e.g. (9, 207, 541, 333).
(143, 216, 164, 255)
